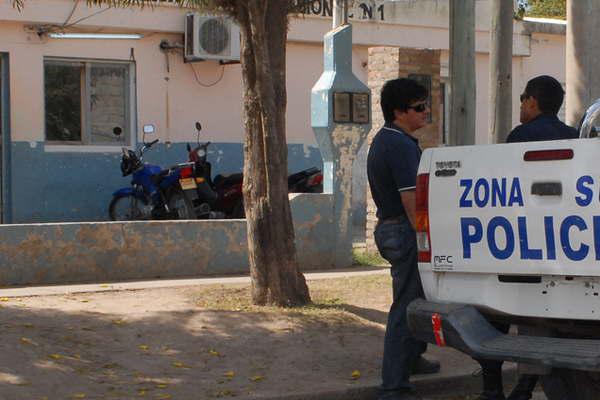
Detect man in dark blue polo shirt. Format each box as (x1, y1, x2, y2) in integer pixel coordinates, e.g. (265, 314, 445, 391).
(507, 75, 578, 143)
(367, 78, 439, 400)
(477, 75, 577, 400)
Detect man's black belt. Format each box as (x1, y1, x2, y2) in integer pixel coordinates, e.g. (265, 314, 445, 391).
(378, 215, 407, 225)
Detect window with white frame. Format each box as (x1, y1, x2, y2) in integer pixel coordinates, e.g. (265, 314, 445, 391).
(44, 58, 135, 146)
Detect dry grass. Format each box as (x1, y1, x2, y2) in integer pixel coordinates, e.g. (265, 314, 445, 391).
(192, 274, 391, 321)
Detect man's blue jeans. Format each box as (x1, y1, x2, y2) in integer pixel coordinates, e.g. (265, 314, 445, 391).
(375, 219, 427, 396)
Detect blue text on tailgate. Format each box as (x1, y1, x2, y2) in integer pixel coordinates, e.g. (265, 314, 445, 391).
(459, 176, 600, 261)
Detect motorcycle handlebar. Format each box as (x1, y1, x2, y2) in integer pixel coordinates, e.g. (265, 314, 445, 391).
(190, 142, 211, 152)
(139, 139, 160, 159)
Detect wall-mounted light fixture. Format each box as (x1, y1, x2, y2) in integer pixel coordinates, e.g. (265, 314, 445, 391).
(48, 33, 144, 39)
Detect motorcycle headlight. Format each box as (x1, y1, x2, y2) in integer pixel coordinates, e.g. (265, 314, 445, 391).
(197, 149, 206, 158)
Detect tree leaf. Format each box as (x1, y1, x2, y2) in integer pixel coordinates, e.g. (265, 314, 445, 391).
(20, 337, 38, 346)
(223, 371, 235, 378)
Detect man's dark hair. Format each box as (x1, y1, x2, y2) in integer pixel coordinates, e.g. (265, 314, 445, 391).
(380, 78, 428, 123)
(524, 75, 565, 115)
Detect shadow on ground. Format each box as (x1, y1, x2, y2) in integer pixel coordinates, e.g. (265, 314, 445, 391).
(0, 293, 385, 400)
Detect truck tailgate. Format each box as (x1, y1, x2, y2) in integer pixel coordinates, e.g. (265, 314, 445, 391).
(421, 139, 600, 277)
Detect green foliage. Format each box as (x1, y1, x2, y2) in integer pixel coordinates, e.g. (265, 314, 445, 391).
(525, 0, 566, 20)
(352, 249, 388, 267)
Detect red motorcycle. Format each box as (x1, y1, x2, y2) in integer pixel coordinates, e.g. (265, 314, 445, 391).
(182, 122, 323, 219)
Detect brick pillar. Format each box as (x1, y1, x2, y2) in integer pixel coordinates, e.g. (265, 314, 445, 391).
(365, 47, 442, 253)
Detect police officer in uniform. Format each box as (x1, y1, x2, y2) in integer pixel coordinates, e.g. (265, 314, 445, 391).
(477, 75, 577, 400)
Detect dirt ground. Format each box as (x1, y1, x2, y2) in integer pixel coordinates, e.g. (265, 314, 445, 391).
(0, 273, 472, 400)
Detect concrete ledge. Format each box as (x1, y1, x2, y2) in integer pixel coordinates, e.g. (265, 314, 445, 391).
(0, 194, 335, 286)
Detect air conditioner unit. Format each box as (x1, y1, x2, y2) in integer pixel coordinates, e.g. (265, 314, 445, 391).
(184, 13, 241, 63)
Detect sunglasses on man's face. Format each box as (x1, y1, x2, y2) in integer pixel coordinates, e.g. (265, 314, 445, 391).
(407, 103, 428, 113)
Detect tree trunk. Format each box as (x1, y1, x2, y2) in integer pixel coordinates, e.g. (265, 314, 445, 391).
(236, 1, 310, 306)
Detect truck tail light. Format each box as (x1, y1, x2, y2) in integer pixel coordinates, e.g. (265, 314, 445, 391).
(524, 149, 573, 161)
(416, 173, 431, 263)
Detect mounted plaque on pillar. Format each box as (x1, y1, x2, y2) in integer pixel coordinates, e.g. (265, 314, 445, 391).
(333, 92, 351, 123)
(352, 93, 370, 124)
(333, 92, 370, 124)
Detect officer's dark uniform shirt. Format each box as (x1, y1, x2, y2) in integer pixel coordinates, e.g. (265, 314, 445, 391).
(506, 114, 578, 143)
(367, 122, 421, 220)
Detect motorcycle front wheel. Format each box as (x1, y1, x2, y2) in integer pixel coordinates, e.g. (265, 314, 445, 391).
(109, 195, 145, 221)
(166, 188, 195, 220)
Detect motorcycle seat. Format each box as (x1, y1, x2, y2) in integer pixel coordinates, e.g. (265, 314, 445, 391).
(151, 169, 170, 185)
(214, 173, 243, 188)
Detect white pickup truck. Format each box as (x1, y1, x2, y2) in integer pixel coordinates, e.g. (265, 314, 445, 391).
(407, 102, 600, 400)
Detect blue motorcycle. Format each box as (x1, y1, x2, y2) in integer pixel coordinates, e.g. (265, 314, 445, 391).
(108, 129, 195, 221)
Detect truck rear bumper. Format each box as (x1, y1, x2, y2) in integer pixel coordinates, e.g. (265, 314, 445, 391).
(407, 299, 600, 372)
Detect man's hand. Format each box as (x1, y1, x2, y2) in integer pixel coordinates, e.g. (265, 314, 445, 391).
(400, 190, 416, 230)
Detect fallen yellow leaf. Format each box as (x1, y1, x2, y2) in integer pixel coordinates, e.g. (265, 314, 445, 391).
(49, 354, 63, 360)
(111, 319, 125, 326)
(156, 383, 168, 389)
(138, 344, 149, 351)
(250, 375, 264, 382)
(156, 394, 171, 400)
(80, 300, 89, 303)
(72, 394, 86, 399)
(209, 349, 220, 356)
(223, 371, 235, 378)
(172, 361, 190, 369)
(137, 388, 146, 396)
(0, 297, 9, 302)
(20, 337, 37, 346)
(22, 323, 34, 328)
(351, 370, 361, 380)
(99, 284, 110, 288)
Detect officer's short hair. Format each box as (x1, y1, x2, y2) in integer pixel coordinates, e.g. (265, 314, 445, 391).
(381, 78, 428, 123)
(524, 75, 565, 115)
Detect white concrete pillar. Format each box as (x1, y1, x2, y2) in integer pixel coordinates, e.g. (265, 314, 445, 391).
(566, 0, 600, 126)
(489, 0, 513, 143)
(332, 0, 348, 29)
(449, 0, 476, 145)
